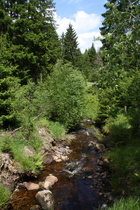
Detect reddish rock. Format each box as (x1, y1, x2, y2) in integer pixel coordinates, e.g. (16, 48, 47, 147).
(23, 182, 40, 191)
(41, 174, 58, 190)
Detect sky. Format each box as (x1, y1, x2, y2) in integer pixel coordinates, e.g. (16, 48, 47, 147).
(54, 0, 107, 53)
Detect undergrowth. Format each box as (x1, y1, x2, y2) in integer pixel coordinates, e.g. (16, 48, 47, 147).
(103, 113, 140, 197)
(0, 183, 11, 208)
(0, 126, 43, 173)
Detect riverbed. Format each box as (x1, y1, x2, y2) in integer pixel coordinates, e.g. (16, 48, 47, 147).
(9, 126, 108, 210)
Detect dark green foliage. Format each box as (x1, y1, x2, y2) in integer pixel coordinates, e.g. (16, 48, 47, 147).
(62, 24, 82, 68)
(0, 1, 61, 127)
(1, 0, 60, 84)
(98, 0, 140, 201)
(81, 44, 99, 82)
(0, 35, 20, 128)
(98, 0, 140, 121)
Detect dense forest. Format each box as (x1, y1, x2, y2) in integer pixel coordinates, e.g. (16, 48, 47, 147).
(0, 0, 140, 209)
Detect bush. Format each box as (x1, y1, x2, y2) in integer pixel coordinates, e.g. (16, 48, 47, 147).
(84, 93, 99, 122)
(0, 183, 11, 208)
(103, 114, 131, 146)
(47, 60, 86, 129)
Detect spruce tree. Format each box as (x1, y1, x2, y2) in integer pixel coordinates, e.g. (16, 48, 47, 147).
(63, 23, 82, 67)
(81, 44, 98, 82)
(0, 35, 20, 128)
(1, 0, 60, 84)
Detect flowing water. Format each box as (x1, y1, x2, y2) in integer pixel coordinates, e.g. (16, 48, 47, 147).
(9, 126, 104, 210)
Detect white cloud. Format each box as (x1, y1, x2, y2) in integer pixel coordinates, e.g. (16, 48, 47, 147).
(55, 11, 102, 53)
(73, 11, 101, 33)
(78, 31, 102, 53)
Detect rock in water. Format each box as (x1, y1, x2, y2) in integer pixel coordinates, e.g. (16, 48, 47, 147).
(35, 190, 54, 210)
(23, 182, 40, 191)
(41, 174, 58, 190)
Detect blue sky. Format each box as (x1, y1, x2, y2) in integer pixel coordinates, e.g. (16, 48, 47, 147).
(54, 0, 106, 52)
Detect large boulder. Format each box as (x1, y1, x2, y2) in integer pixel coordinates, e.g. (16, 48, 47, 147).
(35, 190, 54, 210)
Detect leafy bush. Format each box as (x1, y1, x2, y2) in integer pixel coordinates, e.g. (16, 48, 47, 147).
(0, 183, 11, 208)
(103, 114, 131, 146)
(107, 197, 140, 210)
(84, 93, 99, 121)
(47, 60, 86, 129)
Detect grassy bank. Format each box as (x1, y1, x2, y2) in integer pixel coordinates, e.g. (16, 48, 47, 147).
(101, 114, 140, 208)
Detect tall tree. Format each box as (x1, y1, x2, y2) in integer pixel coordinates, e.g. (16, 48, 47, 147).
(1, 0, 60, 84)
(98, 0, 140, 119)
(0, 35, 20, 128)
(81, 44, 99, 82)
(99, 0, 139, 87)
(63, 23, 82, 67)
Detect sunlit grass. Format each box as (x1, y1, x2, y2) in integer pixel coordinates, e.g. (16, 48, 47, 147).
(0, 183, 11, 208)
(107, 197, 140, 210)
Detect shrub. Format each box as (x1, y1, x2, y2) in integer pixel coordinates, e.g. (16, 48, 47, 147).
(47, 60, 86, 129)
(84, 93, 99, 122)
(103, 114, 131, 146)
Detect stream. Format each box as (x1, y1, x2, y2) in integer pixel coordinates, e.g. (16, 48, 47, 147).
(9, 125, 106, 210)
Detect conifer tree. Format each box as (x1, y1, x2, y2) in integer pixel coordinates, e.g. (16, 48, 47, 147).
(0, 35, 20, 128)
(63, 24, 82, 67)
(81, 44, 98, 82)
(1, 0, 60, 84)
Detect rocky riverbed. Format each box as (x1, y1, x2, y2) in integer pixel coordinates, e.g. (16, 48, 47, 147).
(0, 123, 113, 209)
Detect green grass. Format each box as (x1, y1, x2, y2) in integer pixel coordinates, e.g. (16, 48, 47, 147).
(0, 129, 43, 173)
(0, 183, 11, 208)
(103, 114, 140, 196)
(103, 114, 131, 146)
(47, 121, 67, 139)
(35, 118, 67, 140)
(105, 144, 140, 193)
(107, 197, 140, 210)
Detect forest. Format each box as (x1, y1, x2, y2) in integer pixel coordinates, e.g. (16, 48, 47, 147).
(0, 0, 140, 209)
